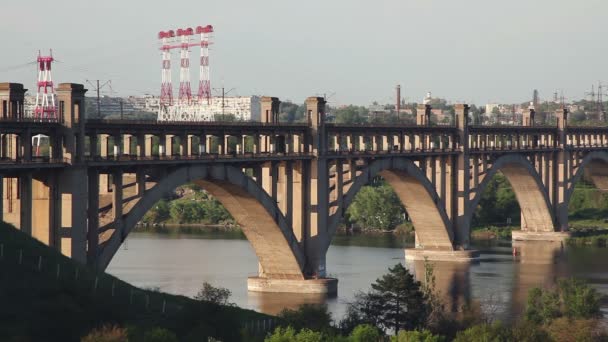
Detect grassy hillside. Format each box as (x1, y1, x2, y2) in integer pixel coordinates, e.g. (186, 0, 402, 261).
(0, 222, 271, 342)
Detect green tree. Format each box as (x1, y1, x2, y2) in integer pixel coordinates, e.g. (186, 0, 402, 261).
(278, 304, 333, 333)
(265, 327, 324, 342)
(525, 278, 601, 325)
(473, 174, 519, 227)
(453, 323, 512, 342)
(524, 287, 560, 325)
(201, 198, 232, 224)
(347, 184, 405, 230)
(350, 324, 382, 341)
(194, 282, 232, 306)
(346, 263, 429, 334)
(392, 329, 445, 342)
(334, 106, 368, 124)
(143, 199, 170, 223)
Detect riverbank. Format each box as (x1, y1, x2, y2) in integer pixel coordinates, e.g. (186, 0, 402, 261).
(0, 222, 271, 341)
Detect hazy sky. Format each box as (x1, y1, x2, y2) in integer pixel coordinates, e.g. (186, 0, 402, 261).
(1, 0, 606, 106)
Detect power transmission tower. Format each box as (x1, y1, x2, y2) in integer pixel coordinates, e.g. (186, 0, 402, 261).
(86, 80, 112, 119)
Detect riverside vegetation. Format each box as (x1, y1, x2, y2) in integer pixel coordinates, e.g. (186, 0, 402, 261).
(140, 173, 608, 244)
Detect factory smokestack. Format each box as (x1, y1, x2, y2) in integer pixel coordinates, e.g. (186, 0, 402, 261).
(396, 84, 401, 114)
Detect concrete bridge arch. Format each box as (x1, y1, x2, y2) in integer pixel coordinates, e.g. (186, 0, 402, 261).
(565, 151, 608, 207)
(327, 157, 454, 252)
(97, 164, 306, 280)
(468, 154, 556, 233)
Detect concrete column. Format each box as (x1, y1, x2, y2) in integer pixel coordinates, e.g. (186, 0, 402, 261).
(165, 135, 173, 156)
(87, 169, 99, 266)
(136, 134, 145, 158)
(32, 176, 53, 245)
(122, 135, 131, 156)
(112, 170, 124, 240)
(555, 108, 569, 231)
(19, 173, 33, 235)
(145, 135, 153, 157)
(305, 96, 330, 277)
(57, 167, 88, 263)
(455, 104, 470, 248)
(136, 168, 146, 196)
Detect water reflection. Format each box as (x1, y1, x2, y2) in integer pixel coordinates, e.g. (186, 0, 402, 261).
(248, 292, 327, 315)
(509, 241, 565, 316)
(107, 232, 608, 322)
(408, 260, 472, 314)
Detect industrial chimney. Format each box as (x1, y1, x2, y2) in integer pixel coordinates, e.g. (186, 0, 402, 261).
(396, 85, 401, 114)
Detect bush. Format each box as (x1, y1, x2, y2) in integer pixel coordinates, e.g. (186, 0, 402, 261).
(350, 324, 382, 341)
(453, 323, 512, 342)
(142, 327, 178, 342)
(278, 304, 333, 333)
(525, 278, 601, 325)
(510, 321, 551, 342)
(82, 325, 129, 342)
(544, 317, 607, 342)
(392, 329, 444, 342)
(265, 326, 324, 342)
(194, 282, 232, 305)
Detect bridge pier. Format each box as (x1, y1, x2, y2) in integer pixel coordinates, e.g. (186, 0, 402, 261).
(247, 277, 338, 295)
(404, 248, 480, 262)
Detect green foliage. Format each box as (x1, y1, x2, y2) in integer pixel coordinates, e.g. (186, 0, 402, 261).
(524, 288, 561, 325)
(81, 325, 129, 342)
(392, 329, 445, 342)
(349, 324, 382, 341)
(557, 278, 601, 319)
(169, 199, 205, 224)
(510, 321, 551, 342)
(334, 106, 368, 124)
(142, 199, 170, 223)
(525, 278, 601, 325)
(473, 174, 519, 227)
(265, 326, 324, 342)
(142, 327, 178, 342)
(453, 322, 512, 342)
(194, 282, 232, 306)
(277, 304, 333, 333)
(144, 192, 233, 225)
(344, 263, 429, 334)
(347, 183, 406, 231)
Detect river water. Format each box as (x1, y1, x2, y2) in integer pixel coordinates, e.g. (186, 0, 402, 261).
(107, 232, 608, 322)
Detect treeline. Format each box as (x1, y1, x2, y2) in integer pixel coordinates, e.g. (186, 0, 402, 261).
(141, 175, 608, 232)
(142, 184, 234, 225)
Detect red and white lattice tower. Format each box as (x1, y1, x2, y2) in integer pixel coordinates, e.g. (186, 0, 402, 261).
(34, 50, 57, 121)
(177, 27, 194, 104)
(159, 30, 175, 106)
(197, 25, 213, 104)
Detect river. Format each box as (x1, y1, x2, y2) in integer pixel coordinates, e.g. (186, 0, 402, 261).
(106, 232, 608, 322)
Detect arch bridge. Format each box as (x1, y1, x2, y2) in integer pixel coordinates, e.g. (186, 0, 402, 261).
(1, 82, 607, 294)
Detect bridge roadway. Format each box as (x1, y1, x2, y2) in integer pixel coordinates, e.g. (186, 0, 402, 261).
(2, 82, 608, 294)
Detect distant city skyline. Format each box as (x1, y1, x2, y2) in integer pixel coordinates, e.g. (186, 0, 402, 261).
(1, 0, 606, 106)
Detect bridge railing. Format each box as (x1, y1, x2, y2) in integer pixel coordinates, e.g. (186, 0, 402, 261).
(84, 151, 313, 162)
(85, 118, 308, 127)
